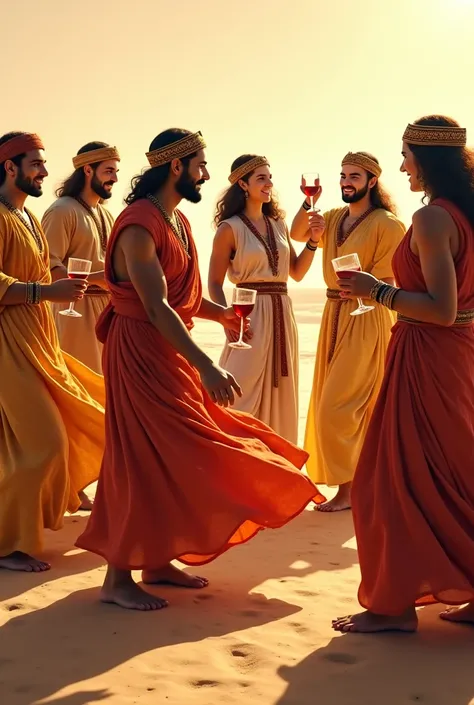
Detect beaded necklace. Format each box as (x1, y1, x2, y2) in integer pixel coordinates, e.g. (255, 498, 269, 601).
(0, 193, 44, 252)
(74, 196, 109, 255)
(147, 194, 190, 258)
(336, 206, 375, 247)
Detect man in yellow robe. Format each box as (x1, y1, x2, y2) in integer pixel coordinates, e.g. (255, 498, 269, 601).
(0, 131, 105, 572)
(291, 152, 405, 511)
(42, 142, 119, 376)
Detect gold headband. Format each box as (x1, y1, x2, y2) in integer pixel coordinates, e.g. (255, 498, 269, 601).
(341, 152, 382, 178)
(403, 123, 467, 147)
(146, 131, 206, 167)
(229, 156, 269, 185)
(73, 146, 120, 170)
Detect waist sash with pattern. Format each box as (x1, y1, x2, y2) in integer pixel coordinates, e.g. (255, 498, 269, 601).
(237, 281, 288, 387)
(397, 309, 474, 326)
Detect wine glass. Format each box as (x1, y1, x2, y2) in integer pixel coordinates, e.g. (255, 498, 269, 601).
(59, 257, 92, 318)
(301, 172, 320, 211)
(228, 287, 257, 349)
(332, 253, 374, 316)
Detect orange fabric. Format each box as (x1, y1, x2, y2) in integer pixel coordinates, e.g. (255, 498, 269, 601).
(352, 199, 474, 615)
(0, 133, 44, 163)
(76, 200, 320, 570)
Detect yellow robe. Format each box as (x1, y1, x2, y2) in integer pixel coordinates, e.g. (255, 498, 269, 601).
(0, 204, 105, 557)
(304, 207, 405, 487)
(42, 197, 114, 374)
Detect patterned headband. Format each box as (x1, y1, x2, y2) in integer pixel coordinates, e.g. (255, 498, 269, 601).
(73, 146, 120, 170)
(403, 123, 467, 147)
(146, 131, 206, 168)
(229, 156, 269, 185)
(0, 133, 44, 163)
(341, 152, 382, 178)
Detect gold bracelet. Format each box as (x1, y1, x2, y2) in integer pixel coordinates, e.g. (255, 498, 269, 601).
(369, 280, 384, 301)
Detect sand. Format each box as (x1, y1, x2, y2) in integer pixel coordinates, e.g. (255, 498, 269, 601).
(2, 299, 474, 705)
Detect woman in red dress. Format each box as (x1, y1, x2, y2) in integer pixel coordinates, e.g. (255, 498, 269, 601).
(332, 115, 474, 633)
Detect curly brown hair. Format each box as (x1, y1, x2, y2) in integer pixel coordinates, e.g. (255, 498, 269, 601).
(407, 115, 474, 227)
(213, 154, 285, 228)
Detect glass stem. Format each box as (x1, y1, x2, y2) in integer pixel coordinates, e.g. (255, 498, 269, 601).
(238, 317, 244, 344)
(309, 195, 313, 212)
(357, 297, 364, 309)
(68, 301, 75, 313)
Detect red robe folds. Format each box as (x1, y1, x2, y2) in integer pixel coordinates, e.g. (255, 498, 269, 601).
(76, 200, 321, 570)
(352, 199, 474, 615)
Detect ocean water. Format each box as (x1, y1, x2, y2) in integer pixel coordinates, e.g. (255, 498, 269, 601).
(193, 288, 326, 445)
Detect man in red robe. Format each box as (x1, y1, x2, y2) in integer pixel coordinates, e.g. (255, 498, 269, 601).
(76, 128, 320, 611)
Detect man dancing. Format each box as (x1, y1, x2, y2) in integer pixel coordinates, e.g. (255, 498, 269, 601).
(42, 142, 120, 375)
(76, 128, 318, 610)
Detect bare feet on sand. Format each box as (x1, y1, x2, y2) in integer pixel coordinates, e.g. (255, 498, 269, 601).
(101, 568, 168, 611)
(440, 603, 474, 624)
(0, 551, 51, 572)
(332, 608, 418, 633)
(317, 482, 352, 513)
(142, 563, 209, 588)
(78, 490, 93, 511)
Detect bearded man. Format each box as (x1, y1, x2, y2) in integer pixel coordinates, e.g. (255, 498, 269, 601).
(76, 128, 317, 610)
(42, 142, 120, 375)
(291, 152, 405, 511)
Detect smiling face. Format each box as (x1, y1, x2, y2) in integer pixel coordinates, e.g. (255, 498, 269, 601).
(239, 165, 273, 203)
(85, 158, 120, 200)
(340, 164, 376, 203)
(10, 149, 48, 197)
(400, 142, 423, 192)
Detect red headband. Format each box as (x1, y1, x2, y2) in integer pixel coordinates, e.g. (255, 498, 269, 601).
(0, 133, 45, 164)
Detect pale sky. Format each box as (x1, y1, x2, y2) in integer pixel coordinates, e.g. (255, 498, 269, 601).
(6, 0, 474, 287)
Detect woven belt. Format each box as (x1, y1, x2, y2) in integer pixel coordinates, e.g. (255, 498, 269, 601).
(325, 288, 348, 364)
(398, 309, 474, 326)
(237, 281, 288, 387)
(85, 285, 109, 297)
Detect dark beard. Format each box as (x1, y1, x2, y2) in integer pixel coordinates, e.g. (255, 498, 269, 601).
(176, 169, 203, 203)
(15, 169, 42, 198)
(91, 173, 113, 200)
(341, 182, 369, 204)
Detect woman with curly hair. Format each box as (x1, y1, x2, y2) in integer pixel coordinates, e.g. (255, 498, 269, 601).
(208, 155, 320, 446)
(333, 115, 474, 634)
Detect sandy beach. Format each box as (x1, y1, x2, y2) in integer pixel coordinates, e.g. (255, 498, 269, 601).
(2, 289, 474, 705)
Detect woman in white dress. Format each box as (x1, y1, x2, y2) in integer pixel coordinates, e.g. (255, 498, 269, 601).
(208, 155, 322, 444)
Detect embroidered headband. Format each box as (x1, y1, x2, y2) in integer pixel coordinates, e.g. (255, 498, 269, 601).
(146, 131, 206, 168)
(0, 133, 45, 164)
(403, 123, 467, 147)
(73, 146, 120, 170)
(341, 152, 382, 178)
(229, 156, 269, 185)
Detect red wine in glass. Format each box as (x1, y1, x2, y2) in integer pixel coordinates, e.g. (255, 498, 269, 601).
(337, 266, 361, 279)
(68, 272, 89, 280)
(301, 172, 320, 211)
(233, 302, 255, 318)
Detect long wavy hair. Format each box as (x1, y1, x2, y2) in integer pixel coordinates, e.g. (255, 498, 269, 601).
(355, 152, 398, 215)
(0, 131, 27, 186)
(407, 115, 474, 227)
(125, 128, 196, 206)
(213, 154, 285, 228)
(55, 141, 111, 198)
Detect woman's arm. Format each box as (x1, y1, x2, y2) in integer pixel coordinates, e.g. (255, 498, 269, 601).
(208, 223, 234, 307)
(338, 206, 458, 326)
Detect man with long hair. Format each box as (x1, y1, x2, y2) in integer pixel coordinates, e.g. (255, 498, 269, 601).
(42, 142, 120, 378)
(0, 132, 104, 573)
(76, 128, 317, 611)
(291, 152, 405, 512)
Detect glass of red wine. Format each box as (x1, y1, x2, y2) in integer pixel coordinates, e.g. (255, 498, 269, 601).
(59, 257, 92, 318)
(301, 172, 320, 211)
(229, 287, 257, 349)
(332, 253, 374, 316)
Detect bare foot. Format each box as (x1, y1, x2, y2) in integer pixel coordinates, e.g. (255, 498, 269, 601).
(316, 482, 351, 513)
(0, 551, 51, 573)
(332, 608, 418, 633)
(440, 603, 474, 624)
(100, 567, 168, 611)
(78, 490, 93, 511)
(142, 563, 209, 589)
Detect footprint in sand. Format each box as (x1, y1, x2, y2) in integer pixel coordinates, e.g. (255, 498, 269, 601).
(288, 621, 310, 635)
(192, 679, 220, 688)
(322, 652, 358, 665)
(229, 643, 262, 674)
(4, 603, 22, 612)
(295, 589, 319, 598)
